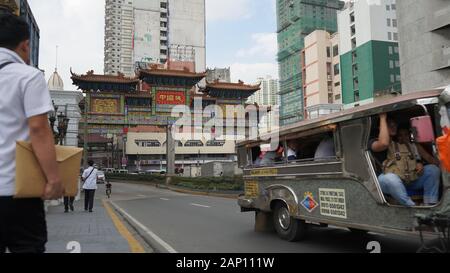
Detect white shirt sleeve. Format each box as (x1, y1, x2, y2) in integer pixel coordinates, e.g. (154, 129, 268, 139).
(82, 168, 89, 179)
(23, 71, 54, 118)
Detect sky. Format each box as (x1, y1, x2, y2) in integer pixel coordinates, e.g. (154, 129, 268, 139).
(27, 0, 279, 90)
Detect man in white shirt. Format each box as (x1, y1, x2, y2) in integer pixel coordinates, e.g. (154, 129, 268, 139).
(82, 160, 98, 213)
(0, 13, 63, 253)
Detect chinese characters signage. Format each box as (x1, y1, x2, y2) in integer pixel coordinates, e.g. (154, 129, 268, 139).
(156, 91, 186, 105)
(92, 98, 120, 114)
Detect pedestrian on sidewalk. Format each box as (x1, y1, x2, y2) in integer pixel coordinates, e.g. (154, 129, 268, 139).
(63, 196, 75, 213)
(0, 13, 64, 253)
(82, 160, 98, 213)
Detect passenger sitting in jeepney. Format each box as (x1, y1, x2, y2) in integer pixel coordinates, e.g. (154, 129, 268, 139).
(260, 143, 284, 166)
(287, 140, 299, 161)
(314, 133, 336, 160)
(369, 113, 441, 206)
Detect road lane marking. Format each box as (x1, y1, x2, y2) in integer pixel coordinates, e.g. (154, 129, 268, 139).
(109, 201, 177, 253)
(190, 203, 211, 208)
(160, 198, 170, 201)
(102, 200, 145, 253)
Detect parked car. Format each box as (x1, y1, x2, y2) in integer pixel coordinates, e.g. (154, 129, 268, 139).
(145, 169, 166, 175)
(97, 171, 106, 184)
(103, 168, 115, 173)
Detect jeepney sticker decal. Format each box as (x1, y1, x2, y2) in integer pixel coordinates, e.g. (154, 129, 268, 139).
(319, 188, 347, 219)
(245, 181, 259, 198)
(250, 169, 278, 176)
(300, 192, 318, 213)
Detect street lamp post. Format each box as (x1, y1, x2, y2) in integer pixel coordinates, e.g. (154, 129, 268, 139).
(57, 112, 70, 145)
(49, 100, 59, 144)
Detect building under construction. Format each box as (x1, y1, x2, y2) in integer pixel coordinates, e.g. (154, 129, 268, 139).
(277, 0, 344, 126)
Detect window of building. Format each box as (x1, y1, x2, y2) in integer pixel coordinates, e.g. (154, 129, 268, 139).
(389, 60, 394, 69)
(396, 75, 401, 82)
(388, 32, 392, 40)
(390, 74, 395, 83)
(389, 46, 393, 55)
(160, 2, 167, 8)
(387, 18, 391, 27)
(392, 19, 397, 28)
(334, 82, 340, 87)
(335, 94, 341, 100)
(326, 47, 331, 58)
(334, 64, 340, 75)
(386, 5, 390, 11)
(333, 45, 339, 57)
(395, 60, 400, 67)
(391, 4, 396, 10)
(393, 32, 398, 41)
(394, 46, 399, 54)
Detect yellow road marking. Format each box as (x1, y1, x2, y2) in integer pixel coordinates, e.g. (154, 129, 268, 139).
(102, 200, 146, 253)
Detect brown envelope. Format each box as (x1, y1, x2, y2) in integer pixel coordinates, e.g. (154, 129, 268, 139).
(15, 141, 83, 198)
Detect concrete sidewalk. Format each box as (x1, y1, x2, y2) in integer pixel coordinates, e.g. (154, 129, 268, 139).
(45, 194, 144, 253)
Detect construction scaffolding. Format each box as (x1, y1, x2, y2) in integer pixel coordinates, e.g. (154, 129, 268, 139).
(277, 0, 344, 125)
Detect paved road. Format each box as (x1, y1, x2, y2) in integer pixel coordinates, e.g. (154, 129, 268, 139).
(109, 182, 424, 253)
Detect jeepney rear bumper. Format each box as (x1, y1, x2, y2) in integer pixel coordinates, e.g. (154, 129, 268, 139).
(238, 194, 257, 212)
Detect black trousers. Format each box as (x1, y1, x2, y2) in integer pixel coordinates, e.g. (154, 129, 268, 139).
(84, 189, 95, 211)
(63, 196, 75, 211)
(0, 197, 47, 253)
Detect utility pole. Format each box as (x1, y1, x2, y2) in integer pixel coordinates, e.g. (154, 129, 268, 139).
(166, 121, 175, 185)
(83, 94, 89, 168)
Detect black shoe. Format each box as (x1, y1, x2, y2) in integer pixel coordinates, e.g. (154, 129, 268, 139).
(89, 210, 93, 213)
(70, 205, 74, 211)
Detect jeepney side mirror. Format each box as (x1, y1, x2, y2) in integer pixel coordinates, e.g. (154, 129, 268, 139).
(410, 115, 435, 143)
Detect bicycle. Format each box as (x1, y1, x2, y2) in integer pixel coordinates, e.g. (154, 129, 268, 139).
(105, 182, 112, 199)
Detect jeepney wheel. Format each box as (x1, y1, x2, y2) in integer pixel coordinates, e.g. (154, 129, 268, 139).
(273, 202, 307, 242)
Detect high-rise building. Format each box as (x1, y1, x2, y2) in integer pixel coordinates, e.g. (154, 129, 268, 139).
(19, 0, 39, 67)
(206, 67, 231, 83)
(104, 0, 206, 76)
(248, 76, 279, 106)
(302, 30, 342, 120)
(397, 0, 450, 93)
(338, 0, 401, 109)
(247, 76, 280, 134)
(276, 0, 344, 126)
(1, 0, 40, 67)
(104, 0, 134, 76)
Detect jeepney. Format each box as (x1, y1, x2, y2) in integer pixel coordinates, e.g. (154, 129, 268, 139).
(237, 87, 450, 251)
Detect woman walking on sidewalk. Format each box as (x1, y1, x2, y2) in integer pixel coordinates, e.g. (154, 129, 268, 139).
(82, 160, 98, 213)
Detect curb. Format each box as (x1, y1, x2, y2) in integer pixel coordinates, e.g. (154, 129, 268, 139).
(112, 180, 241, 199)
(107, 200, 177, 253)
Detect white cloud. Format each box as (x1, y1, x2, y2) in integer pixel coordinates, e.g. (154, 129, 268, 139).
(236, 33, 277, 60)
(230, 63, 278, 84)
(206, 0, 253, 22)
(28, 0, 105, 91)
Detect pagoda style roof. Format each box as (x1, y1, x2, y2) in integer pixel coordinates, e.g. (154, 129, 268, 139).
(199, 80, 261, 99)
(70, 69, 139, 92)
(138, 65, 206, 87)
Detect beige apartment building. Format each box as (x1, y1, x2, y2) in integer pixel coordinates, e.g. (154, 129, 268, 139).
(302, 30, 342, 119)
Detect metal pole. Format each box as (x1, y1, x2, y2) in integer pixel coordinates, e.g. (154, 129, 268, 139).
(83, 94, 89, 168)
(166, 121, 175, 185)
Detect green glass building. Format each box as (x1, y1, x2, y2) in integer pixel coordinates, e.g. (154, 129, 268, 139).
(276, 0, 344, 126)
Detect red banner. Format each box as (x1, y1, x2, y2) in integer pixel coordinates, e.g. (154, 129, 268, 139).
(156, 91, 186, 105)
